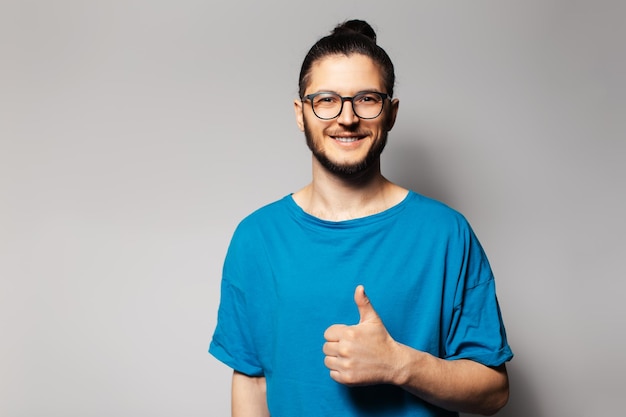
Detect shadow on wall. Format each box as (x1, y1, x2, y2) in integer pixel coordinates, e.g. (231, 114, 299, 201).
(383, 135, 452, 205)
(388, 137, 541, 417)
(498, 360, 543, 417)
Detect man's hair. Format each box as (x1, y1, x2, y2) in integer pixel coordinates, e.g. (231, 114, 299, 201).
(298, 19, 396, 99)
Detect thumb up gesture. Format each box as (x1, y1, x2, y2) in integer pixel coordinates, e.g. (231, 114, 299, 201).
(323, 285, 401, 386)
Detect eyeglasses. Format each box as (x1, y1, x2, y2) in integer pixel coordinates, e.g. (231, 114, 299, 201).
(302, 91, 390, 120)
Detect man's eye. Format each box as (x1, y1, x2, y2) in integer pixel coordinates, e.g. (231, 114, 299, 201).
(315, 95, 339, 105)
(356, 94, 379, 103)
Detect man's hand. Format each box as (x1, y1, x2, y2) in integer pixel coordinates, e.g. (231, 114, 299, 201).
(322, 285, 401, 386)
(322, 286, 510, 415)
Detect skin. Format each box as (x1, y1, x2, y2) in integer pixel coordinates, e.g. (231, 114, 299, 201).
(232, 53, 509, 416)
(231, 371, 269, 417)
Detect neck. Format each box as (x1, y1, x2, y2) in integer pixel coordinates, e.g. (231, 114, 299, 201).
(292, 157, 408, 221)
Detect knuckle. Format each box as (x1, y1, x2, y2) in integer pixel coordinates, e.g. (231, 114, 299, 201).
(337, 343, 352, 357)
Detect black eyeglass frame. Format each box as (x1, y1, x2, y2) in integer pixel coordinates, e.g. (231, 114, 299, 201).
(301, 91, 391, 120)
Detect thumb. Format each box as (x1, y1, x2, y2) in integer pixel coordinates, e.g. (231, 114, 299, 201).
(354, 285, 380, 324)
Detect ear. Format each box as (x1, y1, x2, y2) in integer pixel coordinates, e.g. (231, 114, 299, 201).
(294, 98, 305, 132)
(385, 98, 400, 132)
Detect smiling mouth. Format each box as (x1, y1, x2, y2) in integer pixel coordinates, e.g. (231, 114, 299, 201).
(333, 136, 361, 143)
(330, 132, 367, 143)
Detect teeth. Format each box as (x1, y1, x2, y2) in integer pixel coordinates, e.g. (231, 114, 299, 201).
(334, 137, 359, 143)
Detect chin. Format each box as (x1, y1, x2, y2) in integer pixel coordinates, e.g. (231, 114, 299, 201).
(315, 153, 374, 176)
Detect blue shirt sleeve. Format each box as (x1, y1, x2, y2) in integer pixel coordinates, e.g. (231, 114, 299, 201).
(444, 226, 513, 366)
(209, 225, 265, 377)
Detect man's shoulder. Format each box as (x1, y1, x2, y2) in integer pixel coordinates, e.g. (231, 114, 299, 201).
(406, 191, 464, 219)
(234, 194, 293, 229)
(402, 191, 476, 238)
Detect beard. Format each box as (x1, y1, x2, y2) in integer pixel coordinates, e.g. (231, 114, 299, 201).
(303, 118, 388, 177)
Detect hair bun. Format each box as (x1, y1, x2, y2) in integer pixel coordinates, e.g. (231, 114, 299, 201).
(332, 19, 377, 43)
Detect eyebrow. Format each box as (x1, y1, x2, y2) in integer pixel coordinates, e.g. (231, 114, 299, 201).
(309, 90, 386, 96)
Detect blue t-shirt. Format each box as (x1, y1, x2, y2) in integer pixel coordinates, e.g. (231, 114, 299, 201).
(210, 191, 513, 416)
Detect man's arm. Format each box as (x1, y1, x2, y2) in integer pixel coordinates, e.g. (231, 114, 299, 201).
(323, 285, 509, 416)
(393, 352, 509, 415)
(231, 370, 270, 417)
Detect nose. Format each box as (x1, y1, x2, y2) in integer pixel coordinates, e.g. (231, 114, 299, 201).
(337, 99, 359, 125)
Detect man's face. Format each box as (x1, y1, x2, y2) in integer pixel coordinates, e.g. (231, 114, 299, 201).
(294, 54, 399, 177)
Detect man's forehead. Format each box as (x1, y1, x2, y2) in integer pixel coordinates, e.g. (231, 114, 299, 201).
(306, 54, 385, 93)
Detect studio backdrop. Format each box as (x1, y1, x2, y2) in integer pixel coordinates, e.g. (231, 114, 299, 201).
(1, 1, 624, 416)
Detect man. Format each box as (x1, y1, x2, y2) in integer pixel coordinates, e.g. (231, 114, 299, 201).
(209, 19, 513, 417)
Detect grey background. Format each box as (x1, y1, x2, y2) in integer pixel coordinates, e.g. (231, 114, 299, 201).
(1, 1, 624, 416)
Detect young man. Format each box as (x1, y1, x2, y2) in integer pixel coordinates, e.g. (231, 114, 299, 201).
(209, 20, 513, 417)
